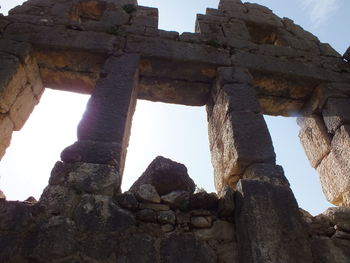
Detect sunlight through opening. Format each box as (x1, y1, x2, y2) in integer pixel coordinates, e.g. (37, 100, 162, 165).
(0, 89, 89, 201)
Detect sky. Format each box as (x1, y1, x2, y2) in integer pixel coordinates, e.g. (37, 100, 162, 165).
(0, 0, 349, 215)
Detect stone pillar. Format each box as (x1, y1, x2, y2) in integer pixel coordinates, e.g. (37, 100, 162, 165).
(61, 54, 140, 185)
(298, 83, 350, 207)
(206, 67, 275, 193)
(207, 67, 312, 262)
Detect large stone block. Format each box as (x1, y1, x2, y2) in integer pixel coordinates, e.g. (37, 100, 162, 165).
(297, 115, 331, 168)
(61, 140, 122, 167)
(301, 83, 350, 115)
(0, 114, 14, 159)
(208, 107, 275, 191)
(242, 163, 289, 187)
(160, 233, 217, 263)
(9, 83, 38, 130)
(126, 35, 231, 66)
(4, 23, 119, 54)
(317, 128, 350, 206)
(76, 54, 139, 174)
(130, 156, 195, 196)
(311, 237, 350, 263)
(235, 179, 313, 263)
(323, 98, 350, 133)
(0, 55, 26, 114)
(211, 83, 261, 114)
(67, 162, 121, 195)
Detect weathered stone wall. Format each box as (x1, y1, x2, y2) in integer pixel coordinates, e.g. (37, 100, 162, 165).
(0, 0, 350, 262)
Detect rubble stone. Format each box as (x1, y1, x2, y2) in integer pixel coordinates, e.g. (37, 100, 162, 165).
(130, 156, 195, 196)
(134, 184, 161, 204)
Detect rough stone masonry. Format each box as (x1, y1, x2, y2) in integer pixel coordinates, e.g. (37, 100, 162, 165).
(0, 0, 350, 262)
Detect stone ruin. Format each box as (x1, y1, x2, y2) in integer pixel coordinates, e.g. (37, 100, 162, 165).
(0, 0, 350, 262)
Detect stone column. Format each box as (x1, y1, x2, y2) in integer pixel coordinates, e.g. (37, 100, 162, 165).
(61, 53, 140, 184)
(207, 67, 312, 262)
(207, 67, 275, 193)
(298, 83, 350, 207)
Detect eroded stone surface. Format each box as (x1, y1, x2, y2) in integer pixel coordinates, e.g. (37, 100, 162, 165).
(1, 0, 350, 262)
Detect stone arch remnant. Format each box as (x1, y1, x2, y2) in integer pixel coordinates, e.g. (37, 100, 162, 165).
(0, 0, 350, 262)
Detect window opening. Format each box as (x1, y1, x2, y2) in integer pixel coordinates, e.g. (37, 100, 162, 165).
(122, 100, 214, 193)
(0, 89, 89, 201)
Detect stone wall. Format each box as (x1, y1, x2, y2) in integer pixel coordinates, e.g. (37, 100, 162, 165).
(0, 0, 350, 262)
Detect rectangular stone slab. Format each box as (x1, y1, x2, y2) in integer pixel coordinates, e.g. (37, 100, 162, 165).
(235, 179, 313, 263)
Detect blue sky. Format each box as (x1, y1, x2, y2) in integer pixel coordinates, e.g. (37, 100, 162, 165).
(0, 0, 349, 215)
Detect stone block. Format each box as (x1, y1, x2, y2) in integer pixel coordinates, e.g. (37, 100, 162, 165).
(218, 186, 235, 217)
(344, 46, 350, 62)
(232, 52, 348, 83)
(297, 115, 331, 168)
(160, 233, 217, 263)
(235, 179, 313, 263)
(194, 220, 235, 241)
(136, 209, 157, 223)
(130, 156, 195, 196)
(126, 35, 231, 66)
(0, 114, 14, 159)
(0, 55, 26, 114)
(212, 83, 261, 114)
(207, 107, 275, 191)
(138, 77, 210, 106)
(157, 210, 176, 225)
(301, 83, 350, 115)
(189, 192, 218, 211)
(67, 162, 121, 195)
(131, 6, 158, 28)
(78, 54, 139, 143)
(190, 216, 212, 228)
(243, 163, 289, 187)
(9, 84, 38, 130)
(322, 207, 350, 226)
(282, 18, 319, 43)
(221, 20, 251, 40)
(134, 184, 161, 204)
(161, 190, 190, 210)
(216, 67, 253, 86)
(319, 43, 341, 58)
(115, 191, 139, 210)
(61, 140, 122, 166)
(317, 138, 350, 206)
(0, 201, 34, 232)
(116, 234, 156, 263)
(73, 194, 135, 232)
(323, 98, 350, 133)
(39, 185, 79, 216)
(5, 23, 119, 54)
(23, 216, 78, 261)
(311, 237, 350, 263)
